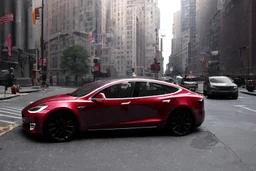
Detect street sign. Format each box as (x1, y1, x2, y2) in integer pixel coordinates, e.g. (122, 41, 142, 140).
(43, 58, 47, 66)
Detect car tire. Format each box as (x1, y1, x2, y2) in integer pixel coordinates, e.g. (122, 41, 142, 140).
(167, 108, 194, 136)
(44, 112, 78, 142)
(232, 95, 238, 99)
(207, 94, 212, 99)
(203, 90, 207, 96)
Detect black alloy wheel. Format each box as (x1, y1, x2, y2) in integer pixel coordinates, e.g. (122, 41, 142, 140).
(44, 112, 78, 142)
(168, 109, 194, 136)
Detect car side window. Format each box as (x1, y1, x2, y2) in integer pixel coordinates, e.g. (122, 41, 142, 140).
(137, 82, 179, 97)
(99, 82, 135, 99)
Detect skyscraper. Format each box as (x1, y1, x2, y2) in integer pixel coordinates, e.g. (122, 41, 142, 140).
(44, 0, 107, 77)
(110, 0, 160, 76)
(180, 0, 196, 74)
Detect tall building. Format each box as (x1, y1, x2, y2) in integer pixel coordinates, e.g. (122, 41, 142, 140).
(0, 0, 36, 85)
(143, 0, 160, 73)
(172, 11, 182, 54)
(44, 0, 107, 78)
(219, 0, 256, 76)
(110, 0, 160, 76)
(188, 0, 219, 75)
(180, 0, 196, 75)
(169, 10, 183, 75)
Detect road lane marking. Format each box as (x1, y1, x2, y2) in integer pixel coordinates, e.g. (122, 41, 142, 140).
(0, 107, 21, 113)
(4, 106, 24, 111)
(0, 124, 19, 136)
(0, 114, 21, 119)
(0, 110, 21, 116)
(234, 105, 256, 113)
(0, 120, 15, 124)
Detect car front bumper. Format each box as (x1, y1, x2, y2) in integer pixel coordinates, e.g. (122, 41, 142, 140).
(22, 110, 49, 136)
(208, 89, 238, 96)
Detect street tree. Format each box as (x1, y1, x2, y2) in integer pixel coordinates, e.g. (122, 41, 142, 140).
(60, 45, 90, 81)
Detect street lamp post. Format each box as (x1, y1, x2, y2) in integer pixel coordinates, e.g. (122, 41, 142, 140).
(238, 46, 249, 79)
(41, 0, 47, 87)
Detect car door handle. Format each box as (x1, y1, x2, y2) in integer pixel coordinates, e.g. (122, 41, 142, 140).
(121, 101, 131, 105)
(162, 100, 171, 103)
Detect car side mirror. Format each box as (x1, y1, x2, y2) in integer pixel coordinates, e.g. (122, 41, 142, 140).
(91, 93, 106, 101)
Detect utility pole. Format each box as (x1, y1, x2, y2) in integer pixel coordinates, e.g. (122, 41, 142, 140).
(41, 0, 47, 87)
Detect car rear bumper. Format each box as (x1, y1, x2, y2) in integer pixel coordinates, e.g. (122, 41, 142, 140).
(194, 108, 205, 127)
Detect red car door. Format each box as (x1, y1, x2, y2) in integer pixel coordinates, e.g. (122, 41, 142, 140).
(79, 81, 135, 129)
(126, 81, 179, 127)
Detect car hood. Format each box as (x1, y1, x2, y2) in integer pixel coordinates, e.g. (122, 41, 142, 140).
(211, 83, 236, 87)
(29, 94, 76, 107)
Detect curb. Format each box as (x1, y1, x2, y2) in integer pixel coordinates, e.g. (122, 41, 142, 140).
(0, 124, 19, 136)
(0, 94, 20, 101)
(19, 89, 41, 93)
(240, 91, 256, 96)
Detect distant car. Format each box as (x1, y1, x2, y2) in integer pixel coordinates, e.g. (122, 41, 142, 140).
(22, 78, 205, 142)
(181, 75, 198, 91)
(159, 77, 176, 84)
(203, 76, 238, 99)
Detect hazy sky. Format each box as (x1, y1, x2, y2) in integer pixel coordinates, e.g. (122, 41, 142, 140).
(158, 0, 181, 70)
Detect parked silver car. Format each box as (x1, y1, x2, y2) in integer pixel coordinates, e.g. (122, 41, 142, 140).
(203, 76, 238, 99)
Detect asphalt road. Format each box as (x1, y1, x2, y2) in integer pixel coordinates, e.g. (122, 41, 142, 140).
(0, 88, 256, 171)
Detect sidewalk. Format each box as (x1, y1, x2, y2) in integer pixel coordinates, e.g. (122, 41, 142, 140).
(0, 86, 42, 100)
(239, 88, 256, 96)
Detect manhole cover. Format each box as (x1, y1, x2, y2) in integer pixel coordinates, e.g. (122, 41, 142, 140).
(191, 131, 219, 149)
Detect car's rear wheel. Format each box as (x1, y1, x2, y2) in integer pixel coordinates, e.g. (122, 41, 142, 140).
(168, 109, 194, 136)
(44, 112, 78, 142)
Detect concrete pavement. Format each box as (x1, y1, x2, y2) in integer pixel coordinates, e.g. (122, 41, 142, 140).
(0, 88, 255, 170)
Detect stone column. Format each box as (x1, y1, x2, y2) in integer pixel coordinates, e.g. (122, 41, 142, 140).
(28, 0, 35, 50)
(15, 0, 25, 50)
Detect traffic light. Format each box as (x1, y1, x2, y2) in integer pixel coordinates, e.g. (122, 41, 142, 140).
(32, 8, 40, 24)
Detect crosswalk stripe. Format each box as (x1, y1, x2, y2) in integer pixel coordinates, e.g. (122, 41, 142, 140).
(4, 107, 24, 111)
(0, 120, 15, 124)
(0, 107, 22, 113)
(0, 110, 21, 116)
(0, 114, 21, 119)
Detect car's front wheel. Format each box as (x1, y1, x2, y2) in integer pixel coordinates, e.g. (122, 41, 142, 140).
(232, 95, 238, 99)
(44, 112, 78, 142)
(167, 108, 194, 136)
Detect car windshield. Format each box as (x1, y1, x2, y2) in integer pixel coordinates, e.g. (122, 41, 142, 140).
(68, 80, 110, 97)
(209, 77, 233, 84)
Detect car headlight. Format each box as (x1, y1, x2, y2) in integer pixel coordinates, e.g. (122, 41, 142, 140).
(210, 85, 216, 88)
(233, 86, 238, 89)
(28, 104, 48, 113)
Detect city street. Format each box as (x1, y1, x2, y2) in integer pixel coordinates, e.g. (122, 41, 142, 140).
(0, 88, 256, 171)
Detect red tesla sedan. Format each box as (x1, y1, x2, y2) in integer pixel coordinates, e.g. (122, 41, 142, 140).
(22, 78, 205, 142)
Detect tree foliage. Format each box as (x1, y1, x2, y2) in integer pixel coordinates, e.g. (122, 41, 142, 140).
(60, 45, 90, 76)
